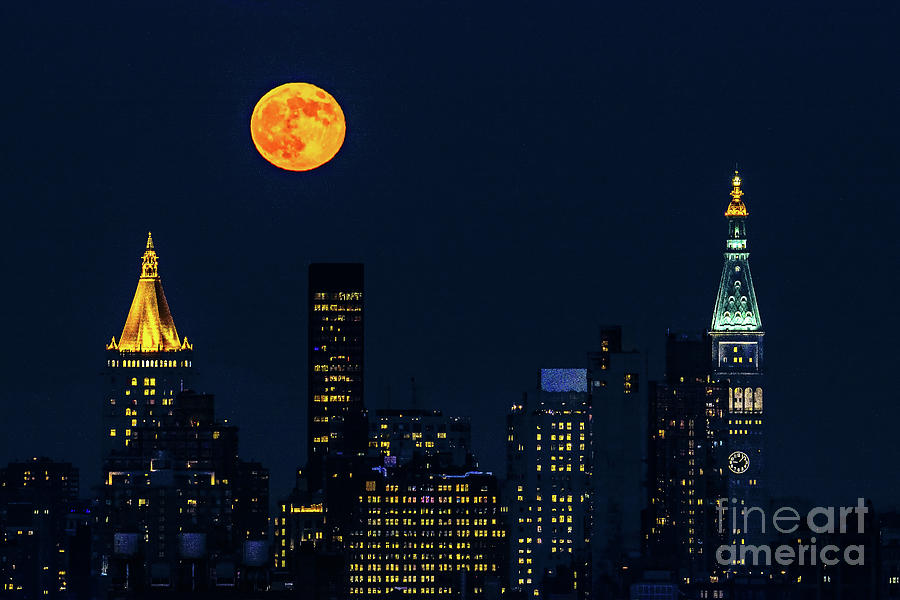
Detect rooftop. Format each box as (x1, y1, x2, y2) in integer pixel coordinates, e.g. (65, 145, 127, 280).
(107, 233, 190, 353)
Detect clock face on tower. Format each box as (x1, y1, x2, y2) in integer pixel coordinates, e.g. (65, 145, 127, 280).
(728, 450, 750, 474)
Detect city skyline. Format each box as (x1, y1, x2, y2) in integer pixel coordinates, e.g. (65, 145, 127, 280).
(3, 171, 898, 511)
(2, 0, 898, 521)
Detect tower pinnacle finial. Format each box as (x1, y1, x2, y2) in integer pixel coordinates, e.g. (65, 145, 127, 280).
(725, 170, 748, 217)
(140, 234, 159, 279)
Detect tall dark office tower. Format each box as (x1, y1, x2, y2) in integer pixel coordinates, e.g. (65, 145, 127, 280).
(646, 332, 728, 584)
(588, 326, 646, 594)
(102, 233, 193, 457)
(709, 172, 766, 569)
(307, 263, 365, 488)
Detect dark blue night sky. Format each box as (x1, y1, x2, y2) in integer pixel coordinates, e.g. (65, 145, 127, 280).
(1, 1, 897, 507)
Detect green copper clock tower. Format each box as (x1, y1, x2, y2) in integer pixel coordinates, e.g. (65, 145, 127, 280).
(710, 172, 766, 569)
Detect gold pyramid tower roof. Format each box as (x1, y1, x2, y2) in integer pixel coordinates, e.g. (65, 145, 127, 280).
(107, 233, 190, 352)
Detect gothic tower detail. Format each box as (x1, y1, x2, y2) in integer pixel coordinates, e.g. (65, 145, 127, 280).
(710, 172, 766, 571)
(102, 234, 193, 457)
(711, 173, 762, 334)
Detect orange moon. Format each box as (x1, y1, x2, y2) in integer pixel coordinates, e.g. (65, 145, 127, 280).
(250, 82, 346, 171)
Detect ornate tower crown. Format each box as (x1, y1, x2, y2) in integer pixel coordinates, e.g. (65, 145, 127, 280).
(724, 171, 748, 217)
(108, 233, 191, 352)
(711, 171, 762, 332)
(141, 232, 159, 279)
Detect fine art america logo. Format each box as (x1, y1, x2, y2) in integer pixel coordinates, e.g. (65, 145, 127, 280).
(716, 498, 869, 567)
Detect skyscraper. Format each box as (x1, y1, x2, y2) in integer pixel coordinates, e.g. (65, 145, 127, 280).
(307, 263, 365, 489)
(102, 233, 193, 457)
(708, 172, 766, 570)
(588, 326, 646, 595)
(506, 369, 592, 599)
(98, 235, 270, 593)
(645, 331, 728, 583)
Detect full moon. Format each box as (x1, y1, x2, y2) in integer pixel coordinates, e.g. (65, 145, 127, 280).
(250, 82, 346, 172)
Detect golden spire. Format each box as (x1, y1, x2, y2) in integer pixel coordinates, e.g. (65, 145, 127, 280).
(140, 232, 159, 279)
(725, 170, 748, 217)
(114, 234, 184, 352)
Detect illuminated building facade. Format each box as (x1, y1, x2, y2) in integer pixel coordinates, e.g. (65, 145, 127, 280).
(0, 458, 86, 599)
(307, 263, 365, 489)
(588, 326, 645, 590)
(368, 408, 475, 471)
(506, 369, 592, 599)
(102, 233, 193, 457)
(272, 456, 359, 596)
(276, 456, 383, 596)
(98, 390, 270, 592)
(347, 467, 506, 598)
(272, 484, 351, 597)
(274, 492, 326, 571)
(708, 173, 766, 564)
(645, 332, 728, 582)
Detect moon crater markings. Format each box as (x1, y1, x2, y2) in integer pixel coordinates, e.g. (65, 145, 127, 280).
(250, 82, 345, 172)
